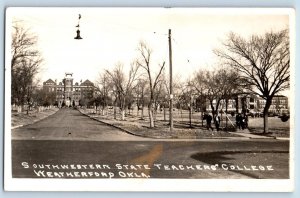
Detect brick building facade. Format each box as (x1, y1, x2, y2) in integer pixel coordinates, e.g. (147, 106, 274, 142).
(43, 73, 94, 107)
(206, 94, 289, 115)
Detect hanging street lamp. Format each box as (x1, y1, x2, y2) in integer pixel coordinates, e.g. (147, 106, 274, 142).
(74, 14, 82, 39)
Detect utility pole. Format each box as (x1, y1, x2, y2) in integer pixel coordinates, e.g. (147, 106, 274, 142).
(189, 95, 192, 128)
(168, 29, 173, 132)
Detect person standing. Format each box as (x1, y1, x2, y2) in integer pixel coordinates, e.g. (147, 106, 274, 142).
(206, 113, 213, 131)
(241, 114, 248, 130)
(236, 113, 241, 129)
(214, 113, 221, 131)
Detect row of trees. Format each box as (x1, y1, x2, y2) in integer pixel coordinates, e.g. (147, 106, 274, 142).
(94, 29, 290, 134)
(11, 23, 43, 114)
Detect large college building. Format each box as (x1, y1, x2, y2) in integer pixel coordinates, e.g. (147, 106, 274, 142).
(43, 73, 95, 107)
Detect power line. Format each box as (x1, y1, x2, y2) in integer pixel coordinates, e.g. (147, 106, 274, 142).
(171, 37, 192, 64)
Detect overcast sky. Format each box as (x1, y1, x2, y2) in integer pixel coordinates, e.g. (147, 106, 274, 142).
(8, 8, 290, 85)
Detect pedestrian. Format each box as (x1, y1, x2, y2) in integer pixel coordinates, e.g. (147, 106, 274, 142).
(214, 113, 221, 131)
(244, 114, 248, 128)
(206, 113, 213, 131)
(236, 113, 241, 129)
(241, 114, 248, 130)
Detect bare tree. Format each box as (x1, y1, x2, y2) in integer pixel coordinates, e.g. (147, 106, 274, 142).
(215, 30, 290, 133)
(11, 23, 43, 113)
(216, 68, 244, 128)
(191, 67, 243, 127)
(152, 79, 165, 121)
(136, 41, 165, 128)
(133, 78, 148, 119)
(105, 62, 139, 120)
(95, 72, 112, 115)
(192, 70, 223, 118)
(177, 79, 195, 128)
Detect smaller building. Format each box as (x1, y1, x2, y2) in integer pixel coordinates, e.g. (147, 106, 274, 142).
(205, 94, 289, 115)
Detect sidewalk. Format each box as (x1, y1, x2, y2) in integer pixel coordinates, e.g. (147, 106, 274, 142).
(229, 129, 290, 140)
(229, 130, 275, 139)
(78, 109, 286, 140)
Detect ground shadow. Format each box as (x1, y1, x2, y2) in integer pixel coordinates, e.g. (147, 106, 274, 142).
(191, 150, 288, 178)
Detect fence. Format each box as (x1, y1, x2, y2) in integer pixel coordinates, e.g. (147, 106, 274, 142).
(11, 104, 54, 113)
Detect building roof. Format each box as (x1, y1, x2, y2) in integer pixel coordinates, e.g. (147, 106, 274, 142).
(81, 79, 94, 86)
(43, 79, 56, 85)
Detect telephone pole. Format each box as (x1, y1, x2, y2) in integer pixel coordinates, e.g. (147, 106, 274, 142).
(168, 29, 173, 132)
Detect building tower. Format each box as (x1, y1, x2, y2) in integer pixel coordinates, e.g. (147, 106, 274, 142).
(63, 72, 74, 106)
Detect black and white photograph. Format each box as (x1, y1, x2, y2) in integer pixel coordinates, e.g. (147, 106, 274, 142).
(4, 7, 295, 191)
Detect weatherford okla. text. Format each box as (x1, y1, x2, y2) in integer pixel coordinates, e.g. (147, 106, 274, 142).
(21, 162, 275, 178)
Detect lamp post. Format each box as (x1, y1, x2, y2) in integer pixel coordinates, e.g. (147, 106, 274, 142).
(74, 14, 83, 40)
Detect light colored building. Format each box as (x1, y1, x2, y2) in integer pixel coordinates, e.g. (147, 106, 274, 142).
(43, 73, 95, 107)
(205, 94, 289, 115)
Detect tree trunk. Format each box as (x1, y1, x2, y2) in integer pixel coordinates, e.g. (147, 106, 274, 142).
(225, 98, 228, 129)
(263, 98, 272, 134)
(235, 95, 239, 114)
(189, 99, 192, 128)
(26, 103, 30, 115)
(121, 110, 125, 121)
(153, 105, 157, 122)
(141, 92, 144, 120)
(201, 111, 204, 127)
(148, 104, 155, 128)
(102, 106, 105, 116)
(210, 100, 215, 118)
(263, 112, 269, 134)
(163, 105, 166, 121)
(113, 102, 117, 119)
(141, 105, 144, 120)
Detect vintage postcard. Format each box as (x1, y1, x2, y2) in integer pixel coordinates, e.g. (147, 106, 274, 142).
(4, 7, 295, 191)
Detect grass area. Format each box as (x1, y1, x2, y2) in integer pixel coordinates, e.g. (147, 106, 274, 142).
(81, 108, 291, 138)
(80, 108, 242, 139)
(11, 107, 59, 128)
(248, 117, 290, 137)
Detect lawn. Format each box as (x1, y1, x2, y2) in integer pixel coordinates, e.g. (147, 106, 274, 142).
(11, 107, 59, 128)
(81, 107, 291, 138)
(80, 108, 242, 139)
(247, 117, 290, 137)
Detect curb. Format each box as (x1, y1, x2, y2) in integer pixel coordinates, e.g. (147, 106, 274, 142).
(228, 132, 281, 140)
(275, 137, 290, 140)
(11, 125, 24, 129)
(78, 110, 149, 139)
(249, 136, 276, 139)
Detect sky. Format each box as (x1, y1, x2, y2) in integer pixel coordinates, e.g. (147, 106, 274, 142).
(7, 8, 290, 85)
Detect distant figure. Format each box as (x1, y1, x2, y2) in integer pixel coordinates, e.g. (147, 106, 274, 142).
(205, 113, 213, 131)
(241, 114, 248, 130)
(236, 113, 242, 129)
(214, 114, 221, 131)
